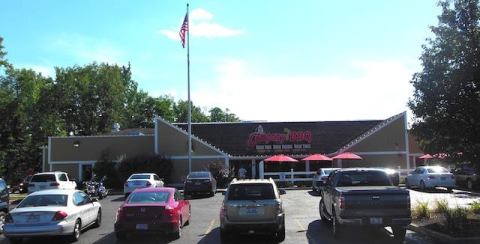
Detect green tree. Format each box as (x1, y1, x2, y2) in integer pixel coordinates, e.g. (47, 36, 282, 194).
(409, 0, 480, 165)
(174, 100, 209, 123)
(209, 107, 240, 122)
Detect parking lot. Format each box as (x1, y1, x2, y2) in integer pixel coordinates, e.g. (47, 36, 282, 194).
(1, 188, 479, 244)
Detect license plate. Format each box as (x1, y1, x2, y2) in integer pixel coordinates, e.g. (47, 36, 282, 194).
(194, 182, 201, 185)
(239, 207, 264, 216)
(136, 224, 148, 230)
(27, 215, 40, 223)
(370, 217, 382, 224)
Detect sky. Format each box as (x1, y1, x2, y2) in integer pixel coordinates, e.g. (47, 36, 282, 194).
(0, 0, 441, 123)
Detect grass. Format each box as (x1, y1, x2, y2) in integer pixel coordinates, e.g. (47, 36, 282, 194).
(471, 201, 480, 215)
(434, 199, 449, 214)
(413, 200, 431, 220)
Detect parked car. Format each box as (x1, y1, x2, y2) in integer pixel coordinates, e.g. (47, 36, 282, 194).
(184, 171, 217, 197)
(0, 178, 9, 234)
(405, 166, 455, 191)
(123, 173, 164, 198)
(312, 168, 339, 193)
(3, 189, 101, 243)
(452, 164, 479, 190)
(376, 168, 400, 186)
(114, 187, 190, 240)
(28, 172, 77, 193)
(220, 178, 285, 243)
(9, 175, 33, 194)
(319, 168, 411, 241)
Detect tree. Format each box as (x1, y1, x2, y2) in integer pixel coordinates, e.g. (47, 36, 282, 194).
(209, 107, 240, 122)
(174, 100, 209, 123)
(409, 0, 480, 166)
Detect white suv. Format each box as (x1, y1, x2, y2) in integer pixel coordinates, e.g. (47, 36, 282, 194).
(28, 172, 77, 193)
(123, 173, 164, 198)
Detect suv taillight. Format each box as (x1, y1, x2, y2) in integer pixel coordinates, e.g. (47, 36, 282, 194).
(50, 182, 60, 186)
(52, 211, 68, 221)
(339, 196, 345, 209)
(5, 213, 13, 223)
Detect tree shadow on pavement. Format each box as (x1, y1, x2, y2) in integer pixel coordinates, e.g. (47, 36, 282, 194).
(307, 190, 320, 197)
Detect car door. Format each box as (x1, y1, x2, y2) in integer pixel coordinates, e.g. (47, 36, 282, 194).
(81, 191, 98, 225)
(411, 168, 421, 186)
(322, 172, 336, 214)
(73, 192, 91, 224)
(174, 190, 187, 221)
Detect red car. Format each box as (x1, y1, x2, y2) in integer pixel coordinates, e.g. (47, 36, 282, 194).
(114, 187, 190, 240)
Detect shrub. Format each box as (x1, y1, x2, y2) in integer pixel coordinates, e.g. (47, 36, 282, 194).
(470, 201, 480, 215)
(434, 199, 449, 214)
(117, 154, 173, 184)
(207, 163, 233, 188)
(93, 150, 122, 189)
(443, 206, 469, 234)
(413, 201, 431, 220)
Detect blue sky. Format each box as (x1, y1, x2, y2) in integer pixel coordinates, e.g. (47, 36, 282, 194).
(1, 0, 440, 122)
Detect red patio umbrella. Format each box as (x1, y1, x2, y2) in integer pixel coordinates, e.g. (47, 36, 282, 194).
(418, 154, 433, 159)
(264, 154, 298, 162)
(301, 154, 333, 161)
(332, 152, 362, 160)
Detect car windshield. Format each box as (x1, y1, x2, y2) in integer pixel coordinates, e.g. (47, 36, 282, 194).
(337, 171, 392, 187)
(427, 167, 449, 173)
(128, 192, 170, 204)
(228, 183, 275, 200)
(188, 172, 210, 179)
(130, 175, 150, 180)
(323, 169, 336, 175)
(31, 174, 56, 182)
(18, 194, 68, 208)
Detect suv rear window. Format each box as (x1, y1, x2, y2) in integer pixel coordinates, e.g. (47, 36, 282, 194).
(228, 183, 275, 200)
(130, 175, 151, 180)
(188, 172, 210, 179)
(31, 174, 56, 182)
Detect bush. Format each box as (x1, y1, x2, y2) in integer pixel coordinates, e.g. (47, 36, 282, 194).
(207, 163, 233, 188)
(443, 207, 469, 234)
(470, 201, 480, 215)
(117, 154, 173, 184)
(413, 201, 431, 220)
(434, 199, 449, 214)
(93, 150, 122, 189)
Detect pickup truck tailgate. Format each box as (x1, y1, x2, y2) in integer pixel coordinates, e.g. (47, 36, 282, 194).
(338, 186, 410, 217)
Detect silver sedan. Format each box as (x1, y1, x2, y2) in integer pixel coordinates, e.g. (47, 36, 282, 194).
(3, 189, 101, 243)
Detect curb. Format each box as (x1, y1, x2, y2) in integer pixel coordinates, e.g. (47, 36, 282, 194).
(408, 223, 480, 243)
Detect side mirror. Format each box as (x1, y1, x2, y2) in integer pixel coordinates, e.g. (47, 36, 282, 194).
(279, 189, 286, 195)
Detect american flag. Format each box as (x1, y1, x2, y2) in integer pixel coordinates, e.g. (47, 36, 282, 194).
(179, 13, 188, 48)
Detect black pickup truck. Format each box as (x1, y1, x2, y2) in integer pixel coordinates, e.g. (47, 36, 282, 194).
(319, 168, 411, 241)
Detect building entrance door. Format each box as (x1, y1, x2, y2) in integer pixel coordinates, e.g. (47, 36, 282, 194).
(81, 164, 93, 182)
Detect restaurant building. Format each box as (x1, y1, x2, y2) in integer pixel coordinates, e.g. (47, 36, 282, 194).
(44, 111, 423, 184)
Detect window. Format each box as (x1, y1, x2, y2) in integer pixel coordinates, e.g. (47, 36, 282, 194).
(336, 171, 392, 187)
(59, 174, 68, 181)
(128, 191, 170, 204)
(31, 174, 56, 182)
(426, 167, 449, 173)
(129, 174, 151, 180)
(73, 192, 87, 206)
(187, 172, 211, 179)
(228, 184, 275, 200)
(153, 175, 160, 181)
(18, 194, 68, 208)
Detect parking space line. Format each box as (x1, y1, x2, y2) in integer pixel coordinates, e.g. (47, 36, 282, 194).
(204, 219, 216, 235)
(294, 218, 305, 231)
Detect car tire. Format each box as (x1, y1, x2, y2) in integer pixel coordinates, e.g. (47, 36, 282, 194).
(275, 218, 286, 243)
(173, 217, 182, 239)
(467, 179, 473, 190)
(392, 226, 406, 242)
(184, 207, 191, 226)
(93, 209, 102, 228)
(420, 180, 426, 191)
(319, 200, 329, 224)
(7, 237, 22, 244)
(69, 219, 81, 242)
(0, 211, 6, 234)
(115, 231, 127, 241)
(332, 209, 343, 239)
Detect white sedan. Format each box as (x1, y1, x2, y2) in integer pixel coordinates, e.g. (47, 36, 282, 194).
(3, 189, 101, 243)
(123, 173, 164, 198)
(405, 166, 456, 191)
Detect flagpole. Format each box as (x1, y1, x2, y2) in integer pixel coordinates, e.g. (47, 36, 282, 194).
(187, 3, 192, 174)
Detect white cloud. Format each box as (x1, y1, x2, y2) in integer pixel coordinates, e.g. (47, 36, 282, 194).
(191, 58, 415, 122)
(158, 8, 243, 41)
(28, 65, 55, 78)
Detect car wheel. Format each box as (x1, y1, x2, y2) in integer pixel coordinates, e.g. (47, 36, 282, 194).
(7, 237, 22, 244)
(0, 211, 6, 233)
(420, 180, 426, 191)
(392, 226, 406, 242)
(93, 209, 102, 228)
(332, 210, 343, 239)
(115, 231, 127, 241)
(275, 218, 286, 243)
(173, 217, 182, 239)
(467, 179, 473, 190)
(319, 200, 330, 224)
(184, 207, 191, 226)
(69, 219, 81, 242)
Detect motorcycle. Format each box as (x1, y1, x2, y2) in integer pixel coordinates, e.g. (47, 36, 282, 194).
(84, 176, 108, 199)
